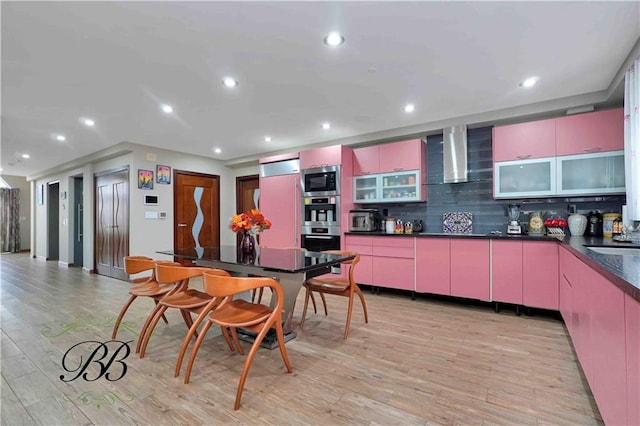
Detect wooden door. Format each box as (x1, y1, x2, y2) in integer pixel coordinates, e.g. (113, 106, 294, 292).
(95, 169, 129, 280)
(174, 171, 220, 265)
(236, 174, 259, 247)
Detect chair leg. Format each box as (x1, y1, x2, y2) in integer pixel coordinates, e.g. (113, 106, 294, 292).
(154, 299, 170, 324)
(309, 290, 318, 313)
(355, 287, 369, 323)
(300, 287, 312, 329)
(184, 320, 214, 384)
(274, 317, 293, 374)
(220, 326, 236, 352)
(230, 327, 244, 355)
(319, 292, 328, 315)
(112, 295, 136, 339)
(174, 310, 211, 378)
(233, 322, 272, 410)
(136, 302, 164, 353)
(344, 293, 355, 340)
(139, 305, 169, 358)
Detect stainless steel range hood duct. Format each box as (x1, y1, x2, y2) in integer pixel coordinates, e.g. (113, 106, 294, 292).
(443, 124, 468, 183)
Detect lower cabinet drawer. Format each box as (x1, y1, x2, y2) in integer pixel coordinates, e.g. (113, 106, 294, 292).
(372, 257, 414, 290)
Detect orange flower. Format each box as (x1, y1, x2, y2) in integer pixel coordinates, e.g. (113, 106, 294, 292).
(230, 209, 271, 234)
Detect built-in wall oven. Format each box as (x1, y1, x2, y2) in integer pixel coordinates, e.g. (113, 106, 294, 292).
(301, 165, 340, 196)
(300, 226, 341, 273)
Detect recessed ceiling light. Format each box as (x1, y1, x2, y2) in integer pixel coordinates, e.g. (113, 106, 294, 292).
(82, 118, 95, 127)
(213, 148, 222, 154)
(222, 77, 239, 88)
(324, 32, 345, 47)
(322, 122, 331, 130)
(264, 136, 272, 142)
(404, 104, 416, 113)
(161, 104, 174, 113)
(56, 135, 67, 141)
(519, 77, 539, 88)
(21, 154, 30, 159)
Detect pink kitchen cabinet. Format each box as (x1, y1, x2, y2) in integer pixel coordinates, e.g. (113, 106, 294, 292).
(491, 240, 523, 304)
(258, 173, 299, 248)
(378, 139, 425, 174)
(588, 268, 626, 426)
(371, 237, 415, 291)
(415, 238, 451, 296)
(299, 145, 344, 169)
(450, 239, 490, 300)
(558, 247, 574, 333)
(353, 145, 379, 176)
(556, 108, 624, 156)
(522, 241, 559, 310)
(344, 235, 373, 284)
(493, 118, 556, 162)
(625, 293, 640, 426)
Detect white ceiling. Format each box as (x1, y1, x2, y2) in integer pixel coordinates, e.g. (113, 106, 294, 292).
(2, 1, 639, 178)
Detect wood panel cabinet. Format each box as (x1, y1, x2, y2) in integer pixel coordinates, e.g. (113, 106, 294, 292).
(556, 108, 624, 156)
(492, 240, 523, 304)
(450, 239, 490, 300)
(522, 241, 559, 310)
(625, 293, 640, 426)
(353, 139, 425, 176)
(493, 118, 556, 162)
(415, 238, 451, 296)
(258, 173, 299, 248)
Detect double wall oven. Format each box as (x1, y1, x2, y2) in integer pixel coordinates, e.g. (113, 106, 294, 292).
(300, 166, 341, 267)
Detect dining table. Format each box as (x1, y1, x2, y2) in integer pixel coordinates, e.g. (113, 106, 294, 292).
(156, 246, 354, 348)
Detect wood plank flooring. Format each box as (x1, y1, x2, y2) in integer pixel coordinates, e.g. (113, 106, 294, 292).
(1, 252, 603, 425)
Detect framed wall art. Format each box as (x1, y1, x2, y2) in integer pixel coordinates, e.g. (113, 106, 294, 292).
(138, 169, 154, 190)
(156, 165, 171, 184)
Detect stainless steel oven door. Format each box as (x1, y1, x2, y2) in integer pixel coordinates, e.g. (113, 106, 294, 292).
(300, 231, 341, 273)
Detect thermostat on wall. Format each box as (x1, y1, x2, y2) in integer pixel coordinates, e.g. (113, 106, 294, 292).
(144, 194, 159, 205)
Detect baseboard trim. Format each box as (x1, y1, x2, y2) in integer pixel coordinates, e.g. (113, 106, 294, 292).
(58, 261, 71, 267)
(82, 267, 96, 274)
(35, 255, 47, 261)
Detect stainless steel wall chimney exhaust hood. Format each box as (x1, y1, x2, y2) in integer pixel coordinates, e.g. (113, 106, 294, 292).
(443, 124, 468, 183)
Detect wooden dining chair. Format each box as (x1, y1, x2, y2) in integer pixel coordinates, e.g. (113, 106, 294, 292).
(181, 272, 293, 410)
(300, 251, 368, 340)
(112, 256, 182, 339)
(136, 263, 230, 358)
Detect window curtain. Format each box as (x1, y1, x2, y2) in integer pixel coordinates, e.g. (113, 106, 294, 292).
(0, 188, 21, 252)
(624, 59, 640, 223)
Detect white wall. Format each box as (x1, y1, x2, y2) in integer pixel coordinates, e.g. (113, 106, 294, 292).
(31, 143, 260, 270)
(2, 175, 31, 250)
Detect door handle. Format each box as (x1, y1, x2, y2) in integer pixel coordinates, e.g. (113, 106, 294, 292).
(178, 223, 188, 227)
(306, 235, 333, 240)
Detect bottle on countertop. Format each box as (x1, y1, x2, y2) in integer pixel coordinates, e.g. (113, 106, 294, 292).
(587, 211, 603, 237)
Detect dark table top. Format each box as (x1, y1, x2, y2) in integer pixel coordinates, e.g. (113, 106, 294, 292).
(157, 246, 354, 274)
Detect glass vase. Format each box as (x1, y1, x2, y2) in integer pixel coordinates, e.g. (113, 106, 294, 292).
(240, 231, 256, 255)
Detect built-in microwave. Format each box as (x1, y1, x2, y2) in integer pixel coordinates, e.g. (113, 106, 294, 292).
(301, 165, 340, 196)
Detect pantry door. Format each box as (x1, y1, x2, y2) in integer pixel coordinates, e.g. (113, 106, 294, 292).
(174, 171, 220, 265)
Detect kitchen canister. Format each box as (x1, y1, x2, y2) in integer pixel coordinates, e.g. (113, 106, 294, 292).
(602, 213, 621, 238)
(567, 213, 588, 236)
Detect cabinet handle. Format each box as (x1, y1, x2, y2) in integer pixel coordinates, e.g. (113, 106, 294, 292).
(393, 167, 404, 171)
(516, 154, 532, 159)
(178, 223, 188, 227)
(583, 147, 602, 152)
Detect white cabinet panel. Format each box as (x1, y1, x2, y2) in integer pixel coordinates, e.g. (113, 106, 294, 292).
(557, 151, 625, 195)
(494, 157, 556, 199)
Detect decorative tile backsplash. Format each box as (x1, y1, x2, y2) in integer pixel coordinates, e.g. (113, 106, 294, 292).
(443, 212, 473, 234)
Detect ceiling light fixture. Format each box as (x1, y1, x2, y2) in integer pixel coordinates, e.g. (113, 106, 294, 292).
(161, 104, 174, 113)
(322, 122, 331, 130)
(404, 104, 416, 113)
(264, 136, 272, 142)
(213, 148, 222, 154)
(56, 135, 67, 141)
(222, 77, 239, 88)
(82, 118, 95, 127)
(21, 154, 30, 159)
(519, 77, 539, 88)
(324, 32, 345, 47)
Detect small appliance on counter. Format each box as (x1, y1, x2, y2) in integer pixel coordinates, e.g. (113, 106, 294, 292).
(586, 211, 603, 237)
(506, 204, 522, 235)
(348, 209, 380, 232)
(412, 220, 424, 233)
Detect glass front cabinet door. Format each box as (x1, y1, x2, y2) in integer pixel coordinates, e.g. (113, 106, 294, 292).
(353, 175, 378, 202)
(354, 170, 422, 203)
(494, 157, 557, 199)
(557, 151, 625, 196)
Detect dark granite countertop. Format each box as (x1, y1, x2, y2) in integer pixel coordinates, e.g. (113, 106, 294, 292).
(344, 231, 640, 300)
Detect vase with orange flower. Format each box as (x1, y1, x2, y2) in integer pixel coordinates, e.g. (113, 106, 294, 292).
(230, 209, 272, 260)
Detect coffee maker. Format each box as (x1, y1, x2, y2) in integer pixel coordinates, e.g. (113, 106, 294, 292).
(507, 204, 522, 235)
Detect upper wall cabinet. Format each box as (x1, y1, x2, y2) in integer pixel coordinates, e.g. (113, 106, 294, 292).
(556, 108, 624, 156)
(493, 118, 556, 162)
(353, 139, 425, 175)
(300, 145, 345, 169)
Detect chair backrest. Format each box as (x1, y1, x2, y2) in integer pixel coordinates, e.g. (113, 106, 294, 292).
(155, 264, 229, 285)
(321, 250, 359, 283)
(202, 272, 283, 311)
(124, 256, 155, 275)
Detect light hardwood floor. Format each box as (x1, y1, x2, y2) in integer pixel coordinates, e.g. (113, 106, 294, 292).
(1, 252, 602, 425)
